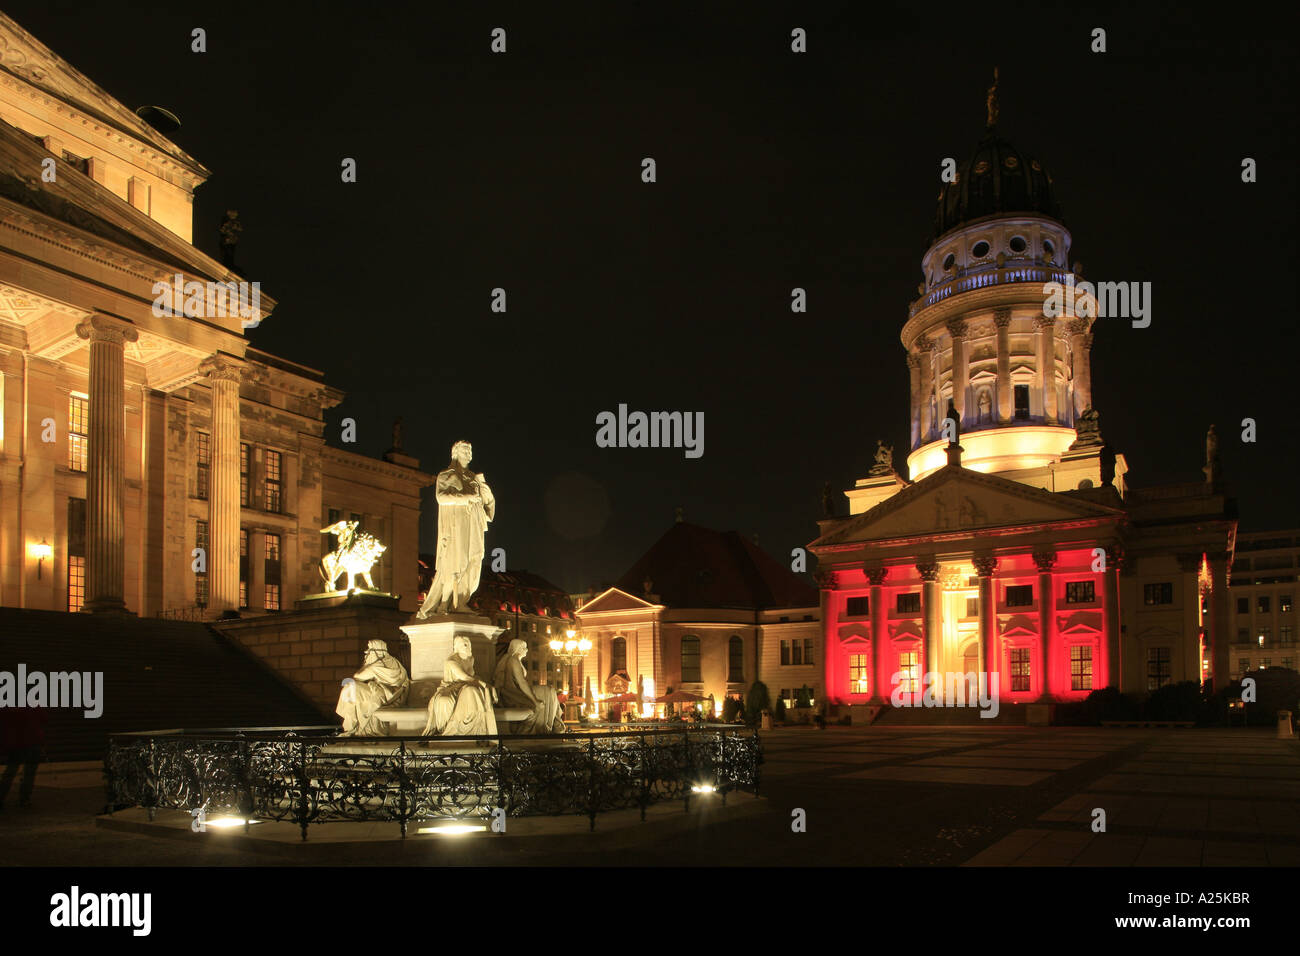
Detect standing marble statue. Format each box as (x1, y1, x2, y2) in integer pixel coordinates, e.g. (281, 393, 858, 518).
(335, 640, 410, 736)
(424, 635, 498, 736)
(418, 441, 496, 618)
(494, 638, 566, 734)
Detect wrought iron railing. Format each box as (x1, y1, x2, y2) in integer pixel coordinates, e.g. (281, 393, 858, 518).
(105, 726, 762, 840)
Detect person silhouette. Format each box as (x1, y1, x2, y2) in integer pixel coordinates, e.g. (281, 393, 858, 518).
(0, 705, 47, 809)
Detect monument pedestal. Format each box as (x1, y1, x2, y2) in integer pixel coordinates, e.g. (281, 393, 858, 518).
(401, 612, 504, 684)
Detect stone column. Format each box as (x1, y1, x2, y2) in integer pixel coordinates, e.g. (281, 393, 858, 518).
(1033, 550, 1056, 699)
(866, 566, 889, 703)
(815, 567, 836, 702)
(918, 339, 935, 441)
(1034, 316, 1057, 424)
(947, 320, 968, 424)
(994, 309, 1012, 424)
(906, 353, 921, 448)
(1103, 547, 1123, 691)
(1068, 319, 1092, 417)
(201, 355, 244, 615)
(974, 555, 998, 684)
(1207, 551, 1231, 692)
(917, 561, 940, 677)
(76, 314, 139, 613)
(1176, 553, 1204, 683)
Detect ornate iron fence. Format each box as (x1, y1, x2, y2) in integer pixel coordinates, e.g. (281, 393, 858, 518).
(104, 726, 762, 840)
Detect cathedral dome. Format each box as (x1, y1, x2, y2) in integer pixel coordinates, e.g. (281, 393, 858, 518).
(934, 130, 1063, 238)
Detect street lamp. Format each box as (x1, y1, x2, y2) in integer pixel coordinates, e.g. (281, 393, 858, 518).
(548, 627, 592, 695)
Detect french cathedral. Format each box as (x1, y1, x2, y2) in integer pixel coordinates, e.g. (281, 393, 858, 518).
(809, 79, 1237, 712)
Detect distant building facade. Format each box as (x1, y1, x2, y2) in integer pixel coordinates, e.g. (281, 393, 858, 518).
(577, 521, 821, 715)
(1229, 530, 1299, 677)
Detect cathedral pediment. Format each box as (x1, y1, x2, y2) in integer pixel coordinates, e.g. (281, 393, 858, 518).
(578, 587, 659, 614)
(812, 464, 1123, 547)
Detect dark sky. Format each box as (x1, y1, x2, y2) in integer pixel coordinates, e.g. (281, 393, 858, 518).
(12, 0, 1297, 592)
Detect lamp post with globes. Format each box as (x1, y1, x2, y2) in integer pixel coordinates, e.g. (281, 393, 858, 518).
(547, 628, 592, 699)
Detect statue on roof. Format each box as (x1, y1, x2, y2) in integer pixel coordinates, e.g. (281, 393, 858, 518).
(1203, 424, 1222, 484)
(986, 67, 999, 128)
(868, 440, 894, 477)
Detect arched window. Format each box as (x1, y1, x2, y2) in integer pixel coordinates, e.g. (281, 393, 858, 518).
(610, 636, 626, 674)
(681, 636, 701, 683)
(728, 635, 744, 682)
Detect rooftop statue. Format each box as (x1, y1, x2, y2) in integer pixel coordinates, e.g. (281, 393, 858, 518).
(335, 640, 409, 736)
(320, 520, 387, 592)
(418, 441, 495, 617)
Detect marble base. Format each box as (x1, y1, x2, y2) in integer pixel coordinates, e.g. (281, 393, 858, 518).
(401, 613, 504, 683)
(296, 589, 400, 611)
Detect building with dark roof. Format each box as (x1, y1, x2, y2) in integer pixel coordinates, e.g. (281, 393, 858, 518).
(577, 520, 821, 715)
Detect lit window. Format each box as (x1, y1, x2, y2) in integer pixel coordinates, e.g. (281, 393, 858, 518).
(68, 393, 88, 471)
(898, 652, 919, 694)
(196, 432, 210, 500)
(1070, 646, 1093, 691)
(849, 653, 869, 695)
(240, 443, 250, 507)
(67, 555, 85, 613)
(1143, 583, 1174, 605)
(264, 450, 282, 513)
(264, 583, 280, 611)
(195, 520, 209, 606)
(1146, 647, 1172, 691)
(1281, 595, 1293, 613)
(1010, 647, 1031, 692)
(1065, 581, 1095, 604)
(264, 532, 281, 610)
(239, 528, 249, 609)
(680, 635, 700, 682)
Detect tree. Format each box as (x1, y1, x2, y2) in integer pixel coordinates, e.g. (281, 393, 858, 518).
(795, 685, 813, 708)
(746, 681, 771, 725)
(774, 696, 787, 721)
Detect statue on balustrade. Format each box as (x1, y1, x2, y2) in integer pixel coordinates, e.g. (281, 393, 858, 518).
(335, 640, 410, 736)
(494, 638, 567, 734)
(424, 635, 498, 736)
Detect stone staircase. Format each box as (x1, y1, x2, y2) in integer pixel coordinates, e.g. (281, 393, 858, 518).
(0, 607, 327, 762)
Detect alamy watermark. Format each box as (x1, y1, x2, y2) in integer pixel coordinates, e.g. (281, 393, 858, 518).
(595, 404, 704, 459)
(890, 671, 1000, 718)
(0, 664, 103, 718)
(152, 273, 262, 329)
(1042, 274, 1151, 328)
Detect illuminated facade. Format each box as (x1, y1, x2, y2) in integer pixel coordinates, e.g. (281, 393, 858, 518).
(577, 521, 821, 716)
(810, 87, 1236, 712)
(0, 13, 430, 619)
(1228, 530, 1300, 677)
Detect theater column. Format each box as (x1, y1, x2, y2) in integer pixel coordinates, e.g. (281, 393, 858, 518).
(974, 555, 998, 683)
(76, 314, 138, 613)
(994, 309, 1012, 424)
(917, 561, 940, 676)
(947, 320, 968, 424)
(1033, 550, 1056, 699)
(815, 566, 836, 702)
(1207, 551, 1231, 692)
(866, 566, 889, 703)
(201, 355, 245, 615)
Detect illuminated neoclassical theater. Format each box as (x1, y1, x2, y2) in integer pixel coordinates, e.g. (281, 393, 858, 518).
(810, 76, 1237, 714)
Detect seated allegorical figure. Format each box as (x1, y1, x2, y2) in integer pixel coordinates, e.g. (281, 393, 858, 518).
(424, 635, 498, 736)
(335, 639, 410, 736)
(493, 638, 566, 734)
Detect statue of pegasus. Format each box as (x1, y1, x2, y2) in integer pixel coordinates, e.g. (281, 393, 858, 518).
(320, 520, 386, 592)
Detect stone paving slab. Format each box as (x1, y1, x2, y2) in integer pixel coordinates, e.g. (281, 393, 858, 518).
(1088, 772, 1300, 799)
(911, 754, 1084, 770)
(836, 765, 1055, 786)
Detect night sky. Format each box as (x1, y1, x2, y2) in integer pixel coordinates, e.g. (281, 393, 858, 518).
(12, 1, 1297, 593)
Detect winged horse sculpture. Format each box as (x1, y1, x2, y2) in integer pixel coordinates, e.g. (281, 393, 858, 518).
(320, 520, 386, 592)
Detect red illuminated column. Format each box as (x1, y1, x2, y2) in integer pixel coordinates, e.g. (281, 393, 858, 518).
(917, 561, 940, 676)
(816, 567, 838, 703)
(1103, 548, 1122, 691)
(1033, 550, 1056, 699)
(974, 555, 998, 684)
(866, 566, 889, 703)
(1207, 551, 1231, 692)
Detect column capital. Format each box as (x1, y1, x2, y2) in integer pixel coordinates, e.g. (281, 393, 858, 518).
(973, 554, 998, 577)
(814, 568, 838, 590)
(1032, 549, 1057, 572)
(76, 313, 139, 346)
(993, 308, 1013, 328)
(917, 335, 937, 353)
(946, 319, 968, 338)
(1175, 552, 1203, 574)
(906, 352, 921, 369)
(1033, 315, 1056, 332)
(1066, 317, 1091, 336)
(200, 353, 247, 383)
(915, 561, 939, 582)
(863, 565, 889, 586)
